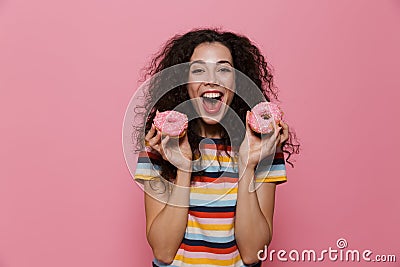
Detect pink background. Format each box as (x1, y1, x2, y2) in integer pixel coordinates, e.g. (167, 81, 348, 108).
(1, 0, 399, 266)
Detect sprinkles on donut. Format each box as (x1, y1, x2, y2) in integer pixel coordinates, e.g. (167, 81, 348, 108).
(153, 110, 188, 138)
(248, 102, 284, 134)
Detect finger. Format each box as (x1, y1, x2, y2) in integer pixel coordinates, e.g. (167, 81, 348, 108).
(180, 130, 189, 145)
(280, 122, 289, 143)
(161, 134, 170, 149)
(277, 126, 283, 143)
(270, 126, 281, 147)
(148, 130, 161, 147)
(265, 125, 281, 146)
(280, 120, 289, 131)
(276, 126, 282, 137)
(159, 135, 171, 160)
(258, 128, 279, 160)
(274, 125, 281, 141)
(145, 124, 156, 142)
(281, 129, 289, 144)
(245, 111, 250, 131)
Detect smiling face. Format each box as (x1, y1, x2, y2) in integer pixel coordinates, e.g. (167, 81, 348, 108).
(188, 42, 235, 126)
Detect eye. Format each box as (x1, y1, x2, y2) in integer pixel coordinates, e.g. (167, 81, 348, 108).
(191, 68, 205, 74)
(218, 67, 232, 73)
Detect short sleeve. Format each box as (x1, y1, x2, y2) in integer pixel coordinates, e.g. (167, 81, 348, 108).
(134, 144, 163, 184)
(254, 151, 287, 184)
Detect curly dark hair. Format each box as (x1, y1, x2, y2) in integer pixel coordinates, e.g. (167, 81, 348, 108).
(133, 27, 300, 182)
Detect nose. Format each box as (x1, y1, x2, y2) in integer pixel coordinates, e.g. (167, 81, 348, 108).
(205, 67, 218, 86)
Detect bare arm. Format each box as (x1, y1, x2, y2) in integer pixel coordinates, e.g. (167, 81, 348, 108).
(143, 123, 193, 264)
(144, 169, 191, 264)
(235, 166, 276, 264)
(235, 115, 289, 264)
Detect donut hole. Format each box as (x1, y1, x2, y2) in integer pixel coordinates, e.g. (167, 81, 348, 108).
(166, 117, 177, 123)
(261, 113, 271, 120)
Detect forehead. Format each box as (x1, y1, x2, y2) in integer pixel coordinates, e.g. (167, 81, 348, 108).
(190, 42, 233, 64)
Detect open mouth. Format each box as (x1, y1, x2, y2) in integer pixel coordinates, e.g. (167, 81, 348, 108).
(201, 91, 224, 114)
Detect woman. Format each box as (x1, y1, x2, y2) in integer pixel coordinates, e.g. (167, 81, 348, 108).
(133, 28, 300, 267)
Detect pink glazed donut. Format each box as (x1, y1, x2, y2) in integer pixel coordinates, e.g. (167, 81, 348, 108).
(153, 110, 188, 138)
(248, 102, 284, 134)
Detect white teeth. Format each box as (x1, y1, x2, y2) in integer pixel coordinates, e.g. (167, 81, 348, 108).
(202, 92, 222, 99)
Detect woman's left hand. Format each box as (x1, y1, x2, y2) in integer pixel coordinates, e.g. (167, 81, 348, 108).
(238, 111, 289, 169)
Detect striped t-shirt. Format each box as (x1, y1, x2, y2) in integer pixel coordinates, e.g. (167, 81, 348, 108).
(134, 137, 287, 267)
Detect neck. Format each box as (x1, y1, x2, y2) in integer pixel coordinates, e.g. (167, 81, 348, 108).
(196, 120, 224, 139)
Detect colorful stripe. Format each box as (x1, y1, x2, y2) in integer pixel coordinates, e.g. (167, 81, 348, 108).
(135, 137, 287, 266)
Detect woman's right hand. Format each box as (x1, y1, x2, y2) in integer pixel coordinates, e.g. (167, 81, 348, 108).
(145, 123, 193, 172)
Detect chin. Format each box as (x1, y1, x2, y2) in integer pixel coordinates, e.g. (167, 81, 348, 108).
(200, 116, 220, 125)
(197, 107, 229, 125)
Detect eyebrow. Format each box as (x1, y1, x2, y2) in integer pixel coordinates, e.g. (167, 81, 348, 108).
(189, 60, 233, 67)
